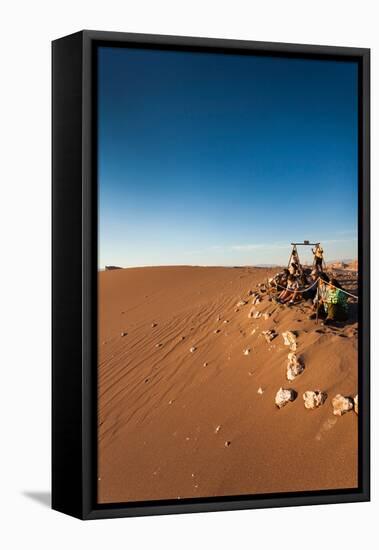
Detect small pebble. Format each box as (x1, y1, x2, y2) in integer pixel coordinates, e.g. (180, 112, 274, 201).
(190, 346, 196, 353)
(203, 362, 208, 367)
(224, 441, 231, 447)
(243, 348, 250, 356)
(215, 425, 221, 433)
(121, 332, 128, 337)
(151, 322, 157, 328)
(257, 387, 264, 394)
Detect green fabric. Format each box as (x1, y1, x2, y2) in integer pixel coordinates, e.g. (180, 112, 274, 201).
(326, 287, 348, 312)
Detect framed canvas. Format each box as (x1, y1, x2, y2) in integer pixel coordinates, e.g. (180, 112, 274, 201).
(52, 30, 370, 520)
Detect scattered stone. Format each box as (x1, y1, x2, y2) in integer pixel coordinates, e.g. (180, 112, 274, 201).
(234, 308, 240, 313)
(236, 300, 248, 307)
(151, 322, 157, 328)
(203, 362, 208, 367)
(247, 290, 254, 296)
(354, 395, 358, 415)
(121, 331, 128, 337)
(214, 425, 221, 433)
(262, 329, 277, 343)
(275, 387, 296, 408)
(190, 346, 197, 353)
(263, 312, 271, 320)
(224, 440, 231, 447)
(332, 394, 354, 416)
(248, 307, 256, 318)
(144, 378, 150, 384)
(223, 319, 229, 324)
(251, 295, 261, 305)
(168, 399, 173, 405)
(155, 343, 162, 348)
(286, 352, 304, 381)
(214, 329, 221, 334)
(303, 390, 326, 409)
(253, 311, 262, 319)
(251, 328, 256, 335)
(243, 348, 251, 356)
(216, 315, 221, 321)
(282, 331, 297, 351)
(257, 387, 264, 395)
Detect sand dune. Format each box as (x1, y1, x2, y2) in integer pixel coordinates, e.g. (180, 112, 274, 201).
(98, 266, 358, 503)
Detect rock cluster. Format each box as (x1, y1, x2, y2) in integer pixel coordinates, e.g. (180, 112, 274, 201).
(275, 387, 296, 408)
(303, 390, 327, 409)
(286, 352, 304, 381)
(262, 329, 277, 343)
(250, 294, 261, 305)
(332, 394, 354, 416)
(282, 331, 297, 351)
(354, 394, 358, 415)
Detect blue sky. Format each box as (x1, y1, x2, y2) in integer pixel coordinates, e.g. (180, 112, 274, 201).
(98, 46, 358, 267)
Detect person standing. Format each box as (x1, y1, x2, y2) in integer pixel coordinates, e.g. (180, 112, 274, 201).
(312, 244, 324, 271)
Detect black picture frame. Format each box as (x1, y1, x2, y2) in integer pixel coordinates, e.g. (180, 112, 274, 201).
(52, 30, 370, 520)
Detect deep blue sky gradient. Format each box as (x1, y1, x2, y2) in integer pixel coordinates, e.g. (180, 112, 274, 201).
(98, 47, 358, 267)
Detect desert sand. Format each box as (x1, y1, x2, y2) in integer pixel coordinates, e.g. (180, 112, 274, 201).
(98, 265, 358, 503)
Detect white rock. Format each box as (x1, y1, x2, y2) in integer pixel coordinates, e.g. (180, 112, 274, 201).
(243, 348, 251, 356)
(236, 300, 248, 307)
(282, 331, 297, 351)
(332, 394, 354, 416)
(303, 390, 326, 409)
(214, 425, 221, 433)
(354, 394, 358, 415)
(286, 352, 304, 381)
(275, 387, 296, 408)
(190, 346, 197, 353)
(262, 329, 277, 343)
(257, 387, 264, 395)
